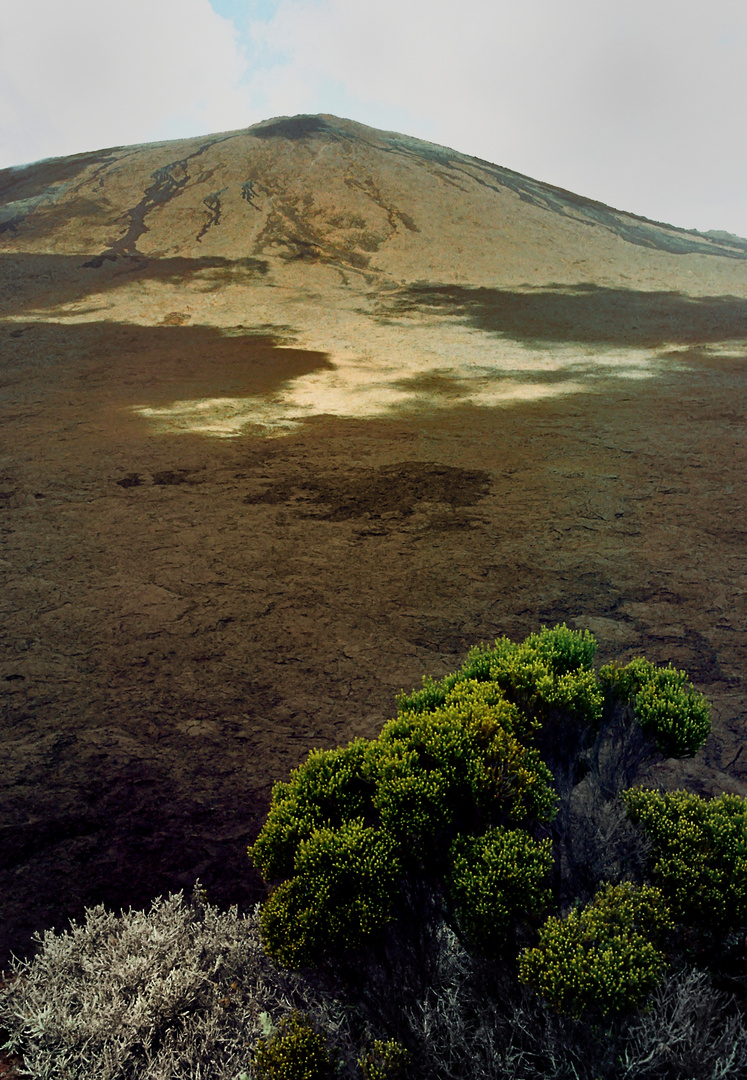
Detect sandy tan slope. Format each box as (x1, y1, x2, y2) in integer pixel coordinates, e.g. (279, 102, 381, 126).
(0, 116, 746, 967)
(3, 113, 747, 437)
(3, 112, 747, 285)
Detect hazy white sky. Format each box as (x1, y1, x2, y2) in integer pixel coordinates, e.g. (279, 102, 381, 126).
(2, 0, 746, 237)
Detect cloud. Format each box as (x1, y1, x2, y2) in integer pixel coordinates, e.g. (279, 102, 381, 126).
(0, 0, 252, 168)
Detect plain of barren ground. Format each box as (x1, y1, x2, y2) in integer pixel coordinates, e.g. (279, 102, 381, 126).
(1, 115, 746, 965)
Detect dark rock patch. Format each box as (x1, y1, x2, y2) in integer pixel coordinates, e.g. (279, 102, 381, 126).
(244, 462, 491, 519)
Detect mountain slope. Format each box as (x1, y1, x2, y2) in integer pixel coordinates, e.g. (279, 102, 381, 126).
(3, 113, 747, 280)
(2, 114, 746, 436)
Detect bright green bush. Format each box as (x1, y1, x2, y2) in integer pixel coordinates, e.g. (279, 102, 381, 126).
(397, 625, 605, 795)
(426, 678, 534, 738)
(358, 1038, 409, 1080)
(258, 820, 401, 968)
(522, 624, 599, 673)
(376, 700, 556, 848)
(398, 625, 602, 738)
(397, 627, 709, 768)
(249, 662, 558, 968)
(253, 1012, 332, 1080)
(518, 883, 672, 1018)
(448, 826, 553, 952)
(622, 787, 747, 931)
(251, 740, 381, 882)
(599, 658, 710, 758)
(250, 623, 716, 1023)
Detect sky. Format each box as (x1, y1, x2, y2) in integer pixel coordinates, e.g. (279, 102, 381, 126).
(1, 0, 747, 237)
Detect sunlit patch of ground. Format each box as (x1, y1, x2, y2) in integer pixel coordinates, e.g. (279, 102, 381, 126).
(131, 337, 679, 438)
(6, 272, 740, 438)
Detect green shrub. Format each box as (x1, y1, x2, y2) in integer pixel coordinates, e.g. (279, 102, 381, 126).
(250, 626, 718, 976)
(622, 787, 747, 931)
(249, 665, 557, 969)
(599, 658, 710, 758)
(522, 624, 598, 673)
(398, 625, 601, 736)
(397, 625, 603, 796)
(376, 700, 557, 847)
(253, 1013, 332, 1080)
(425, 677, 534, 737)
(448, 826, 553, 952)
(249, 623, 726, 1047)
(258, 820, 401, 968)
(251, 740, 381, 882)
(358, 1038, 409, 1080)
(518, 883, 672, 1018)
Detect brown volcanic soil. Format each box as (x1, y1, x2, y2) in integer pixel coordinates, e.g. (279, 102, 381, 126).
(1, 115, 747, 966)
(1, 321, 746, 966)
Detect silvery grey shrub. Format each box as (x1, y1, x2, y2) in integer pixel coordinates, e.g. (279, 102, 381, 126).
(0, 886, 354, 1080)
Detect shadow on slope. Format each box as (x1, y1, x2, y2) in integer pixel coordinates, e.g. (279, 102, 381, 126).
(1, 319, 332, 409)
(0, 253, 270, 316)
(387, 284, 747, 348)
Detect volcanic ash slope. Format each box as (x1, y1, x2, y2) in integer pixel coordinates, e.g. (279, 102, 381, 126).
(2, 112, 747, 436)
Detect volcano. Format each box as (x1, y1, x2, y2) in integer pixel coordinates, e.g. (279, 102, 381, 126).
(3, 112, 747, 433)
(1, 116, 746, 964)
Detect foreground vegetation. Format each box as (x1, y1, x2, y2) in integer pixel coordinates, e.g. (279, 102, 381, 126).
(2, 626, 746, 1079)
